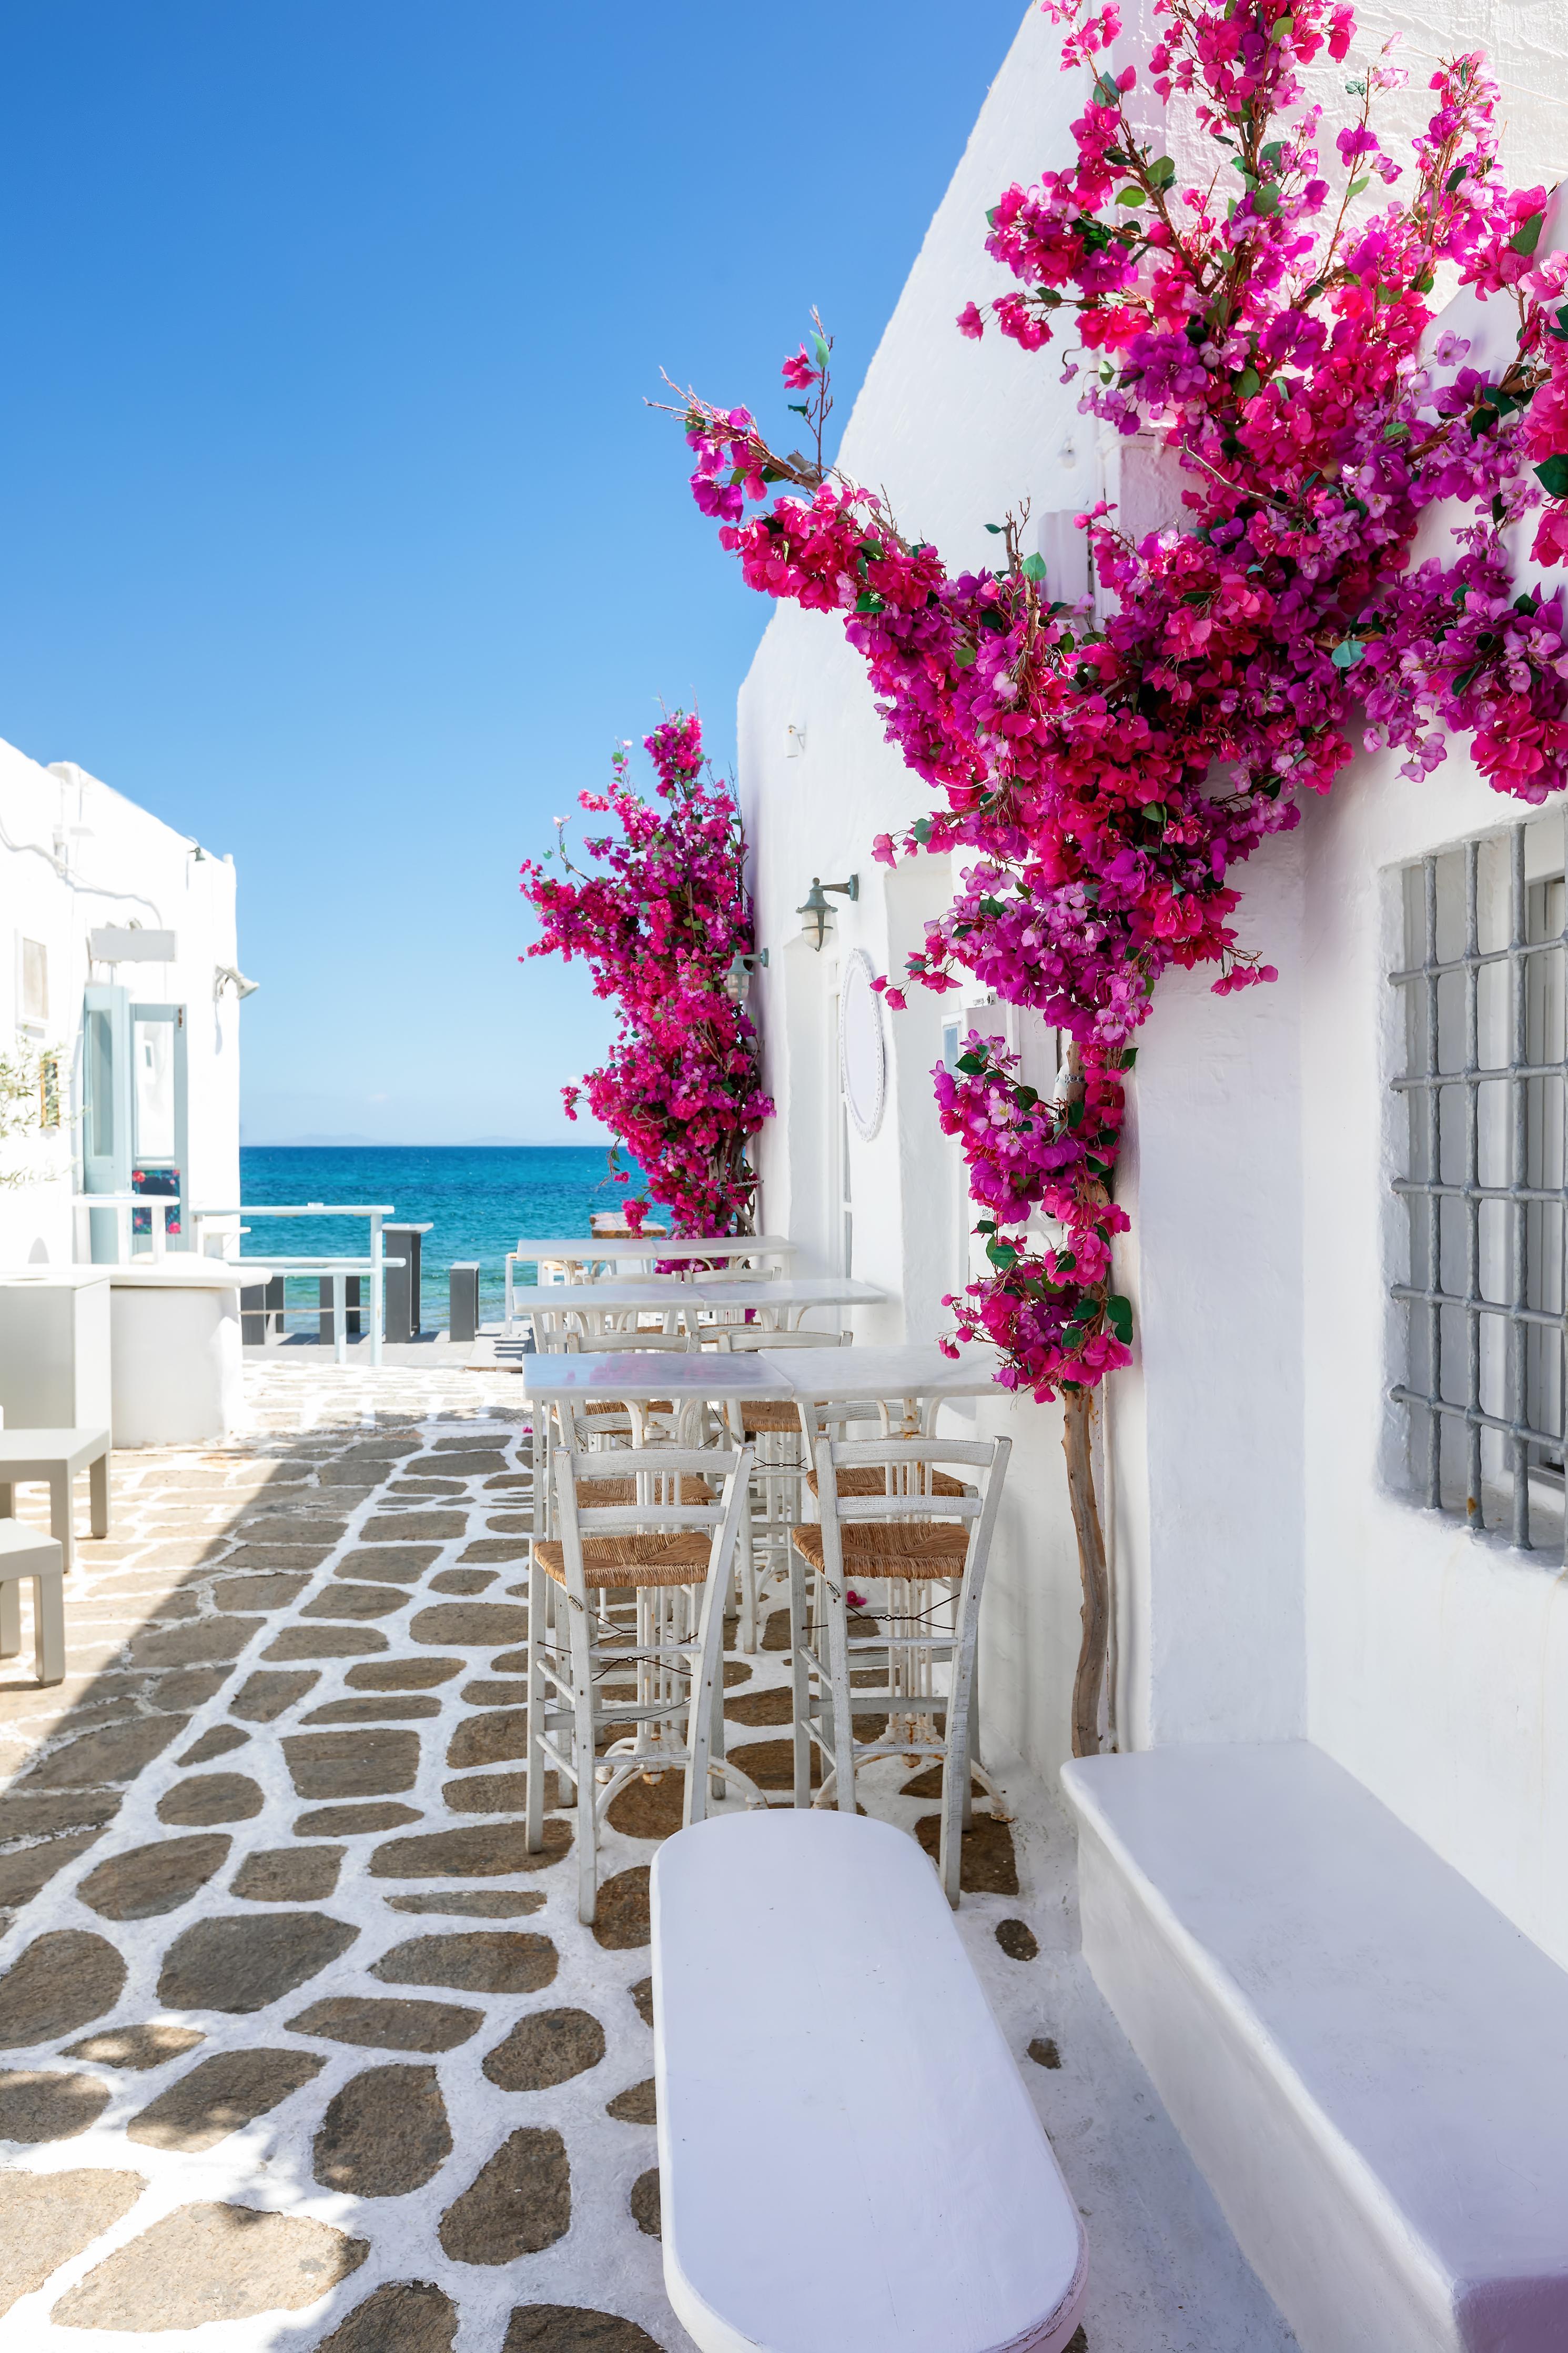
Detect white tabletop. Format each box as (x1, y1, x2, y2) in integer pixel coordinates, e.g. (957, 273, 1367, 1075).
(520, 1351, 792, 1401)
(106, 1263, 249, 1290)
(510, 1276, 883, 1312)
(758, 1344, 1002, 1400)
(517, 1235, 797, 1265)
(0, 1268, 112, 1290)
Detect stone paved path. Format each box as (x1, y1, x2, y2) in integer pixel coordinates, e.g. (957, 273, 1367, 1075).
(0, 1358, 1296, 2353)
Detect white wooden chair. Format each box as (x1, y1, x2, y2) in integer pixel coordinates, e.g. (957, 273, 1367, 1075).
(524, 1441, 757, 1924)
(0, 1522, 65, 1684)
(712, 1328, 859, 1653)
(790, 1433, 1011, 1905)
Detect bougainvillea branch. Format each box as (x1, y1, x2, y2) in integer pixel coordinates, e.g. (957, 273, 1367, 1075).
(663, 0, 1568, 1399)
(520, 714, 773, 1236)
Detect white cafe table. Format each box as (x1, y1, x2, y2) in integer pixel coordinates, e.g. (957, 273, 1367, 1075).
(510, 1275, 885, 1333)
(758, 1344, 1004, 1410)
(519, 1236, 796, 1271)
(107, 1263, 248, 1446)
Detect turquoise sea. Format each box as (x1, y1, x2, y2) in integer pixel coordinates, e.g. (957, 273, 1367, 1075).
(236, 1145, 656, 1328)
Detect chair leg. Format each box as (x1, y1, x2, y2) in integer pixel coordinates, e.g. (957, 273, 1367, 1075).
(736, 1501, 758, 1656)
(49, 1471, 74, 1577)
(0, 1576, 19, 1659)
(684, 1566, 727, 1828)
(524, 1562, 549, 1853)
(567, 1593, 600, 1927)
(790, 1548, 811, 1809)
(89, 1452, 109, 1541)
(35, 1573, 65, 1685)
(821, 1567, 857, 1816)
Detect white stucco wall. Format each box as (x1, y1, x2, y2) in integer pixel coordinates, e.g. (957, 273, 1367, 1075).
(0, 738, 242, 1264)
(734, 0, 1568, 1937)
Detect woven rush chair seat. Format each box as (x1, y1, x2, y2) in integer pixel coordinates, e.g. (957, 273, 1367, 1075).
(805, 1465, 966, 1500)
(572, 1473, 716, 1508)
(740, 1399, 801, 1435)
(585, 1398, 672, 1418)
(535, 1531, 715, 1589)
(791, 1520, 970, 1578)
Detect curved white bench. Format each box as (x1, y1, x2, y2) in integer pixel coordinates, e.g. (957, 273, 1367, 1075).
(651, 1811, 1087, 2353)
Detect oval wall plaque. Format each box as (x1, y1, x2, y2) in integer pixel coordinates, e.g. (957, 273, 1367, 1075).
(839, 950, 887, 1142)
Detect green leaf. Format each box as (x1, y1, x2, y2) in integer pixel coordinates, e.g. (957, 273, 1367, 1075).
(1105, 1294, 1134, 1343)
(1116, 185, 1146, 206)
(1348, 175, 1369, 198)
(1094, 71, 1121, 103)
(984, 521, 1004, 534)
(986, 205, 999, 227)
(912, 817, 934, 843)
(1268, 11, 1294, 37)
(1381, 419, 1411, 441)
(1260, 140, 1286, 169)
(1021, 552, 1048, 581)
(1147, 154, 1176, 188)
(1445, 163, 1466, 194)
(786, 402, 809, 417)
(1331, 637, 1368, 668)
(855, 591, 886, 615)
(956, 1052, 987, 1074)
(1252, 183, 1280, 215)
(1511, 211, 1544, 256)
(811, 331, 832, 369)
(1536, 454, 1568, 497)
(1237, 365, 1261, 398)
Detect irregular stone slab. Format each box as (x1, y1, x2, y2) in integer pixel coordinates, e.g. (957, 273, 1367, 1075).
(0, 2066, 112, 2142)
(385, 1889, 545, 1918)
(17, 1714, 188, 1789)
(0, 1827, 104, 1909)
(0, 2170, 145, 2320)
(372, 1931, 557, 1996)
(0, 1930, 127, 2044)
(65, 2023, 205, 2070)
(504, 2309, 662, 2353)
(231, 1668, 319, 1721)
(459, 1678, 529, 1708)
(284, 1728, 421, 1799)
(485, 1513, 533, 1534)
(444, 1771, 552, 1814)
(446, 1708, 526, 1769)
(313, 2063, 451, 2196)
(50, 2201, 368, 2329)
(410, 1603, 528, 1646)
(129, 1616, 263, 1671)
(628, 1977, 653, 2029)
(127, 2048, 326, 2150)
(485, 1472, 530, 1490)
(157, 1773, 265, 1826)
(222, 1543, 336, 1572)
(347, 1655, 460, 1689)
(995, 1917, 1039, 1962)
(605, 1773, 684, 1840)
(458, 1540, 528, 1565)
(629, 2169, 661, 2237)
(335, 1546, 441, 1586)
(491, 1648, 529, 1674)
(305, 1695, 442, 1724)
(158, 1912, 358, 2013)
(232, 1845, 345, 1902)
(1027, 2035, 1063, 2068)
(391, 1476, 464, 1496)
(913, 1811, 1018, 1894)
(724, 1687, 795, 1727)
(0, 1788, 120, 1841)
(363, 1513, 466, 1543)
(178, 1725, 251, 1765)
(301, 1582, 409, 1621)
(213, 1573, 311, 1612)
(288, 1996, 482, 2052)
(265, 1625, 388, 1660)
(238, 1516, 350, 1546)
(727, 1738, 825, 1791)
(483, 2008, 603, 2091)
(438, 2128, 570, 2262)
(410, 1452, 511, 1476)
(901, 1763, 985, 1800)
(369, 1820, 569, 1878)
(318, 2280, 459, 2352)
(591, 1867, 650, 1952)
(605, 2077, 656, 2125)
(296, 1802, 423, 1837)
(79, 1833, 232, 1922)
(428, 1568, 497, 1595)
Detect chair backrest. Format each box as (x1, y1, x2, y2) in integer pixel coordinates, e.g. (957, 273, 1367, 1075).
(810, 1434, 1012, 1590)
(710, 1326, 851, 1355)
(550, 1443, 755, 1598)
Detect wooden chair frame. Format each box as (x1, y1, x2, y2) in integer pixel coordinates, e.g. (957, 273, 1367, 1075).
(791, 1433, 1011, 1906)
(525, 1441, 757, 1924)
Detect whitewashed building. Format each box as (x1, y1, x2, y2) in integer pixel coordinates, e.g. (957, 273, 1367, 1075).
(736, 6, 1568, 2347)
(0, 736, 245, 1265)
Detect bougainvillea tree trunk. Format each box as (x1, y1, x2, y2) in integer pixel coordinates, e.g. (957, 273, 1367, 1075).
(1062, 1391, 1110, 1756)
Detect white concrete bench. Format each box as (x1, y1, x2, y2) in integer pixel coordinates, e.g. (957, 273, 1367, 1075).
(0, 1521, 65, 1683)
(650, 1811, 1087, 2353)
(1062, 1741, 1568, 2353)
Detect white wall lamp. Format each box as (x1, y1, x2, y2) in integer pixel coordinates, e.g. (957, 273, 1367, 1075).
(797, 874, 858, 952)
(723, 949, 768, 1004)
(215, 965, 260, 1000)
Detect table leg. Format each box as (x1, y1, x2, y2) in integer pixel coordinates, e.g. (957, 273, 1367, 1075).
(333, 1275, 347, 1366)
(0, 1482, 12, 1522)
(50, 1469, 75, 1576)
(89, 1452, 110, 1540)
(370, 1213, 383, 1366)
(0, 1576, 18, 1658)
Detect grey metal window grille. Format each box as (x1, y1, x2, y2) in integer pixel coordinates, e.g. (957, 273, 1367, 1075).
(1389, 822, 1567, 1548)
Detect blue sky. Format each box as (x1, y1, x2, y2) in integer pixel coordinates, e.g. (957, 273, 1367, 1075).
(0, 0, 1026, 1143)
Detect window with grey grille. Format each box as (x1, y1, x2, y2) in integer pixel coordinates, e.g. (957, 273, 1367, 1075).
(1390, 821, 1567, 1548)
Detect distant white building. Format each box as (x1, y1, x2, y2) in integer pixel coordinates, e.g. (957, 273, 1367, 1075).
(0, 736, 246, 1265)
